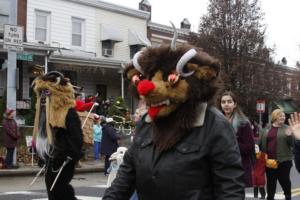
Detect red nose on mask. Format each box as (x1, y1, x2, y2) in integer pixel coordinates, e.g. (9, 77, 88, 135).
(137, 80, 155, 96)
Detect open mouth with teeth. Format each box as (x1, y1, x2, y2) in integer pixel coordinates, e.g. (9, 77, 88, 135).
(148, 99, 170, 119)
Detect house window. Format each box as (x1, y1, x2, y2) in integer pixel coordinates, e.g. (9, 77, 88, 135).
(130, 45, 143, 58)
(35, 10, 50, 42)
(72, 17, 84, 47)
(102, 40, 114, 57)
(0, 14, 9, 39)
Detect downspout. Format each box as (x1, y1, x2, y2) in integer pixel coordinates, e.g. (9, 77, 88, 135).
(45, 50, 49, 73)
(120, 63, 126, 99)
(121, 70, 124, 98)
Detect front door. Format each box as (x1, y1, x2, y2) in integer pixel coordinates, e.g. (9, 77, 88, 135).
(96, 84, 107, 101)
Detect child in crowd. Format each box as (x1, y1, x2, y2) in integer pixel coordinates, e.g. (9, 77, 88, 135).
(253, 144, 267, 199)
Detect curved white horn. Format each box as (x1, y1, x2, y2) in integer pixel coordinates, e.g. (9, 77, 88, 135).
(170, 21, 178, 51)
(53, 77, 61, 86)
(132, 51, 144, 74)
(31, 77, 40, 88)
(121, 63, 126, 69)
(176, 49, 197, 77)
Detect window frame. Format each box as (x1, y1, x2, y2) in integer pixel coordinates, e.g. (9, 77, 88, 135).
(71, 17, 85, 48)
(34, 10, 51, 43)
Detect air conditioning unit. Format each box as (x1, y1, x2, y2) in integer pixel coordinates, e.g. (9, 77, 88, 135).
(103, 48, 113, 57)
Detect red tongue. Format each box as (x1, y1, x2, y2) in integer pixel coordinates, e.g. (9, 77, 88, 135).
(148, 106, 163, 119)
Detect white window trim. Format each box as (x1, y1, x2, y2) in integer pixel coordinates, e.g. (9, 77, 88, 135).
(34, 9, 51, 43)
(71, 17, 85, 49)
(0, 14, 9, 32)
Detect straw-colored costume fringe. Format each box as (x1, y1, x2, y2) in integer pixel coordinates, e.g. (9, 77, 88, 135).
(33, 79, 75, 144)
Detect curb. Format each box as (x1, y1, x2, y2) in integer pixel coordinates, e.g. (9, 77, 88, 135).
(0, 164, 104, 177)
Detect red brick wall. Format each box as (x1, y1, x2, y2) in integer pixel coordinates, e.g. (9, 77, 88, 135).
(17, 0, 27, 41)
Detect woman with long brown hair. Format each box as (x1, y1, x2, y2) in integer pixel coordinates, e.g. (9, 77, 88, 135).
(219, 91, 255, 188)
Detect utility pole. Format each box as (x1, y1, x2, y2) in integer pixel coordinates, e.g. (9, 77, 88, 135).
(6, 0, 18, 112)
(7, 0, 18, 167)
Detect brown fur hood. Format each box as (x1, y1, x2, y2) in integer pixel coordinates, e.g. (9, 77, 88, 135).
(33, 77, 75, 142)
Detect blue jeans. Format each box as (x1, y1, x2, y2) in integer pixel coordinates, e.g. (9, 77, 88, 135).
(94, 141, 101, 160)
(130, 191, 138, 200)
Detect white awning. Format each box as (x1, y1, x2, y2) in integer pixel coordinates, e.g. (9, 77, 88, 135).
(101, 24, 123, 42)
(128, 29, 151, 46)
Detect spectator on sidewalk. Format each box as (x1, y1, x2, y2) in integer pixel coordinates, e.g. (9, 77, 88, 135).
(2, 108, 20, 169)
(219, 91, 255, 188)
(260, 109, 293, 200)
(100, 118, 120, 176)
(288, 112, 300, 173)
(93, 114, 102, 161)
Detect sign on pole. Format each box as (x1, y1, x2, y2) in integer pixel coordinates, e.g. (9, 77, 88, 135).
(256, 99, 265, 113)
(3, 24, 24, 51)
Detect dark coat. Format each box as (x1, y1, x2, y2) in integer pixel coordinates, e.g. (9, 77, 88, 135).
(294, 140, 300, 173)
(236, 122, 255, 187)
(2, 117, 20, 148)
(51, 108, 83, 162)
(103, 107, 245, 200)
(100, 124, 120, 156)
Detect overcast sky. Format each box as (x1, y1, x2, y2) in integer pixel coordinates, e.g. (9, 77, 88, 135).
(104, 0, 300, 66)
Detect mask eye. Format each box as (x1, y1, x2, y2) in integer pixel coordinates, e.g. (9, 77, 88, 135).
(168, 73, 179, 85)
(132, 74, 145, 86)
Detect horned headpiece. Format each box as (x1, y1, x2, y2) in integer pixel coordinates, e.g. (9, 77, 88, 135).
(127, 23, 221, 150)
(32, 71, 75, 145)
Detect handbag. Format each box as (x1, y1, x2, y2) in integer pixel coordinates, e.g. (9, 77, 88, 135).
(266, 159, 278, 169)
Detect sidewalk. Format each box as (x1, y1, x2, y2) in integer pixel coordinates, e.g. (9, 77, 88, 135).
(0, 160, 104, 177)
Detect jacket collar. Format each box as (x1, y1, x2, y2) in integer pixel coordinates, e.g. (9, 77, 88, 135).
(192, 103, 207, 127)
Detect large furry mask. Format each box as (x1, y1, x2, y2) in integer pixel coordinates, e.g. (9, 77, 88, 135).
(125, 33, 221, 151)
(32, 71, 75, 145)
(125, 45, 220, 120)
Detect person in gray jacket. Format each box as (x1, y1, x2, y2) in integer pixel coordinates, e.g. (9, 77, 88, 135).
(103, 29, 245, 200)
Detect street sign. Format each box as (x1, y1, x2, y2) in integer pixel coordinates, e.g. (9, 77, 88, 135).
(3, 24, 24, 51)
(256, 99, 265, 113)
(17, 53, 33, 61)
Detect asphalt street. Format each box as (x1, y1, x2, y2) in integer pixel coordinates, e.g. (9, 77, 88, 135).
(0, 167, 299, 200)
